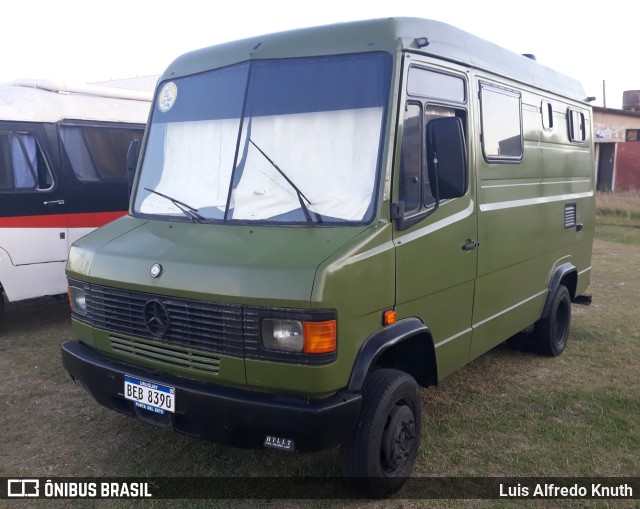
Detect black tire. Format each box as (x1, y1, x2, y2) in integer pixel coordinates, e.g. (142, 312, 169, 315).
(340, 368, 421, 498)
(534, 284, 571, 356)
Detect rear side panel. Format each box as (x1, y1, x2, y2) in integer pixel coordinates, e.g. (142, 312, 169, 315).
(470, 75, 594, 360)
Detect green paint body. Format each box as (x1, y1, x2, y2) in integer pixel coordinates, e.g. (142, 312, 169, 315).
(67, 18, 594, 403)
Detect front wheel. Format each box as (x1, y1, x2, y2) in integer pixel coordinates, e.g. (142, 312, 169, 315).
(534, 284, 571, 356)
(340, 369, 421, 498)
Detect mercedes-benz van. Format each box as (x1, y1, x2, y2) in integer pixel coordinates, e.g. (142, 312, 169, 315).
(62, 18, 594, 497)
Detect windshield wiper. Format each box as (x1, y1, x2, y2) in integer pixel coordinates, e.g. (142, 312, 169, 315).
(143, 188, 205, 223)
(249, 139, 322, 224)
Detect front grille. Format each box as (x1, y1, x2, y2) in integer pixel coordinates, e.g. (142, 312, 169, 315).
(110, 335, 221, 374)
(71, 281, 335, 365)
(73, 283, 258, 358)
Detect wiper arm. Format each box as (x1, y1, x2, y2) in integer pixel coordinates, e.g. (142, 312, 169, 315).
(143, 188, 205, 223)
(249, 139, 322, 224)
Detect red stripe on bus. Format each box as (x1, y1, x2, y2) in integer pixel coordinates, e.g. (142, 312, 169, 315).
(67, 211, 126, 228)
(0, 211, 126, 228)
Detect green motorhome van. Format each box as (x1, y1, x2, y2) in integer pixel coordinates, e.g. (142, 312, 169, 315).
(61, 18, 595, 497)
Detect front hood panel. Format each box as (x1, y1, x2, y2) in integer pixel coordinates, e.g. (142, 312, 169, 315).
(67, 216, 369, 307)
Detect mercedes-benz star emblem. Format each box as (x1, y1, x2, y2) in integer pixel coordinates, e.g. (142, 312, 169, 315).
(143, 300, 170, 336)
(150, 263, 163, 278)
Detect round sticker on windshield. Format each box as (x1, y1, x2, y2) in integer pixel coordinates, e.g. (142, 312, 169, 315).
(158, 82, 178, 112)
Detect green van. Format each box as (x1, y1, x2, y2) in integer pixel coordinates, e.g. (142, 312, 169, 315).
(61, 17, 594, 497)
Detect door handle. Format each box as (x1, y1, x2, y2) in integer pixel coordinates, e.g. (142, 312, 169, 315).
(462, 240, 480, 251)
(43, 200, 65, 206)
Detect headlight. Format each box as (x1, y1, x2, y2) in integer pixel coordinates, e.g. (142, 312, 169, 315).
(262, 319, 304, 352)
(68, 286, 87, 315)
(262, 318, 336, 354)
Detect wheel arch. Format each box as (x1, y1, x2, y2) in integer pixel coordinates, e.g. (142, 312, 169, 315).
(542, 262, 577, 319)
(347, 318, 437, 391)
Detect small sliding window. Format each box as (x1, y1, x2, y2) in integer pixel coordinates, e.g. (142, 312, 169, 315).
(479, 83, 523, 163)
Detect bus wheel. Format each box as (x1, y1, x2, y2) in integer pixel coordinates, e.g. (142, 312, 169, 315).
(535, 284, 571, 357)
(340, 369, 421, 498)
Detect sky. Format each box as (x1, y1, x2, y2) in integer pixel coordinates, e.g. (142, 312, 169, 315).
(1, 0, 635, 108)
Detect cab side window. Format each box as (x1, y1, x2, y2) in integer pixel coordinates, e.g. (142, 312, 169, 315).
(399, 103, 422, 212)
(398, 67, 468, 221)
(0, 132, 53, 191)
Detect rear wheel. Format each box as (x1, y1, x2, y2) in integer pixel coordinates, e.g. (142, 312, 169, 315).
(534, 284, 571, 356)
(340, 369, 421, 498)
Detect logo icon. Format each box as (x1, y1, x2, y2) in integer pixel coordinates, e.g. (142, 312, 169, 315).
(150, 263, 163, 278)
(143, 300, 170, 336)
(157, 82, 178, 113)
(7, 479, 39, 497)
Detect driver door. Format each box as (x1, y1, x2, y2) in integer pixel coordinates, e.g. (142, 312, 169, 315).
(392, 59, 477, 380)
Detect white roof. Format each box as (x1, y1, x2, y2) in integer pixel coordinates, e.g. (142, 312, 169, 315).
(0, 79, 151, 124)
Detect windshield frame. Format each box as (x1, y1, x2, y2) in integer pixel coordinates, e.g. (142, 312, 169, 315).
(131, 51, 393, 227)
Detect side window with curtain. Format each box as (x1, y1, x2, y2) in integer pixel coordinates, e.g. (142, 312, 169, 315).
(60, 124, 144, 183)
(0, 132, 53, 191)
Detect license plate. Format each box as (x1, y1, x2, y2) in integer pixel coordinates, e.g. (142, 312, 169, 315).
(124, 376, 175, 414)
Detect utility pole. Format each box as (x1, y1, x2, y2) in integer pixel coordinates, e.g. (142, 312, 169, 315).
(602, 79, 607, 108)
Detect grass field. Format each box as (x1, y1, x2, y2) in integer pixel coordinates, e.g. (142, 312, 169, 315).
(1, 194, 638, 508)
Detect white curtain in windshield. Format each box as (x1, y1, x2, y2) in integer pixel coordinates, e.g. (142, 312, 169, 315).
(140, 108, 382, 221)
(233, 107, 382, 221)
(139, 118, 240, 215)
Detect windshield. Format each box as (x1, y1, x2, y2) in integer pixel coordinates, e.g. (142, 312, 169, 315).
(133, 52, 392, 224)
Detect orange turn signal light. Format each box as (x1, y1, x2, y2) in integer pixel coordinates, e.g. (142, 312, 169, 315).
(383, 309, 397, 326)
(303, 320, 337, 354)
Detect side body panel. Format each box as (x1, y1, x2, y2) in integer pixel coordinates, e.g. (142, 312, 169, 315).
(469, 73, 595, 360)
(390, 54, 594, 380)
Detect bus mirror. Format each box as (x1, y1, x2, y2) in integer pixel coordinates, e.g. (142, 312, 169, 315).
(426, 117, 467, 200)
(127, 139, 140, 196)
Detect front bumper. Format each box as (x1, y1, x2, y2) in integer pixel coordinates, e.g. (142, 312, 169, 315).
(61, 340, 361, 452)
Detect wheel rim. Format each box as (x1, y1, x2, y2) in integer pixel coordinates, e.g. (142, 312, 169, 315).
(381, 402, 416, 475)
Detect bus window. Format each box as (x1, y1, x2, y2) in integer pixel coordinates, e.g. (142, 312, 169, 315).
(0, 132, 53, 191)
(60, 125, 144, 183)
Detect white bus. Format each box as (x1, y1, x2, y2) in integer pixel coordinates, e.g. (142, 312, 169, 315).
(0, 79, 150, 320)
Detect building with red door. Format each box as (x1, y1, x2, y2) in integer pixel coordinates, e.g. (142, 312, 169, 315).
(593, 91, 640, 191)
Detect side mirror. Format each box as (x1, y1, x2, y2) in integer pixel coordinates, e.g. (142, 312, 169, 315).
(426, 117, 467, 200)
(126, 139, 140, 197)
